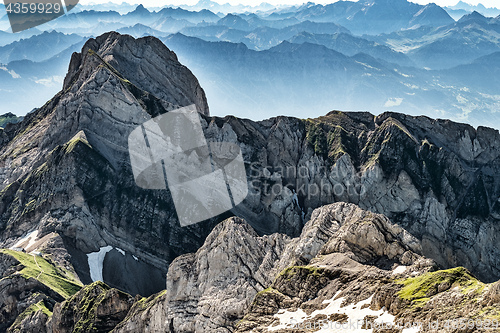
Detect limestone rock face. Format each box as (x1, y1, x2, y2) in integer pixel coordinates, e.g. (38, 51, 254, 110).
(2, 33, 500, 298)
(63, 32, 209, 116)
(317, 203, 422, 266)
(113, 217, 291, 332)
(0, 32, 213, 297)
(212, 112, 500, 282)
(114, 203, 432, 332)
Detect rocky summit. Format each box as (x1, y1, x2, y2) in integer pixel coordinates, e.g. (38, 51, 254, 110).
(0, 32, 499, 332)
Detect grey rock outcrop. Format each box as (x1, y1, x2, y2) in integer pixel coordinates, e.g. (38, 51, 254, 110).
(113, 217, 291, 332)
(114, 202, 432, 332)
(64, 32, 209, 116)
(318, 202, 422, 266)
(0, 275, 60, 332)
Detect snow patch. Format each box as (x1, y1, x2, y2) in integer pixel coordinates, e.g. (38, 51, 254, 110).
(392, 265, 407, 275)
(395, 69, 411, 78)
(87, 246, 113, 282)
(133, 255, 139, 261)
(116, 248, 125, 256)
(402, 327, 421, 333)
(355, 61, 379, 70)
(11, 230, 39, 252)
(292, 192, 299, 206)
(269, 291, 399, 332)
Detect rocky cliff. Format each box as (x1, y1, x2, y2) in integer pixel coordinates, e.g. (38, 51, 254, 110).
(0, 32, 213, 299)
(0, 32, 499, 332)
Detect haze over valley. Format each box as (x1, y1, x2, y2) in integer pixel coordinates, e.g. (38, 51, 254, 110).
(1, 0, 500, 128)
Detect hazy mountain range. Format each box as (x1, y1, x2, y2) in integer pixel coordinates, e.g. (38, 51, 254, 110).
(446, 0, 500, 20)
(1, 0, 500, 129)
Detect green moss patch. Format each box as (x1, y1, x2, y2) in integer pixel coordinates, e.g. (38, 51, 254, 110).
(278, 266, 326, 280)
(63, 281, 133, 333)
(9, 300, 52, 331)
(72, 281, 109, 333)
(304, 117, 359, 164)
(478, 306, 500, 321)
(0, 249, 82, 299)
(397, 267, 482, 306)
(306, 120, 328, 158)
(135, 289, 167, 311)
(64, 136, 92, 155)
(257, 287, 283, 297)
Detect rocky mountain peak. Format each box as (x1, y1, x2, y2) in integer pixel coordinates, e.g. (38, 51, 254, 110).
(0, 32, 214, 299)
(410, 2, 454, 27)
(458, 10, 488, 23)
(129, 4, 150, 15)
(63, 31, 209, 116)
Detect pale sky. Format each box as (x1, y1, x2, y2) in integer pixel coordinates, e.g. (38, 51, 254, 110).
(79, 0, 500, 8)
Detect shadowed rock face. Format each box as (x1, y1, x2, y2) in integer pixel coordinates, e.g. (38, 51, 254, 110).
(50, 281, 135, 333)
(3, 205, 497, 332)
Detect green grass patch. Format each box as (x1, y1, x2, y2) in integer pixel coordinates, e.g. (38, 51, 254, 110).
(33, 300, 52, 317)
(461, 279, 486, 295)
(397, 267, 482, 306)
(256, 287, 283, 296)
(64, 136, 92, 155)
(135, 289, 167, 311)
(278, 266, 325, 281)
(22, 199, 37, 215)
(1, 249, 82, 298)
